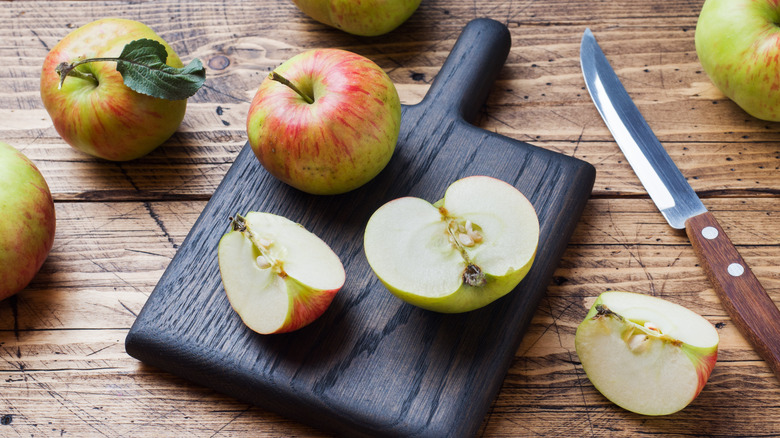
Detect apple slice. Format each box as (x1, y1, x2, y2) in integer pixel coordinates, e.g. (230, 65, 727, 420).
(363, 175, 539, 313)
(217, 212, 345, 334)
(575, 291, 719, 416)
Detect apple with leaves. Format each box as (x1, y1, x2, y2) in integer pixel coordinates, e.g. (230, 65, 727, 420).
(695, 0, 780, 121)
(575, 291, 719, 416)
(218, 212, 345, 334)
(291, 0, 422, 36)
(0, 142, 56, 301)
(40, 18, 205, 161)
(364, 176, 539, 313)
(247, 48, 401, 195)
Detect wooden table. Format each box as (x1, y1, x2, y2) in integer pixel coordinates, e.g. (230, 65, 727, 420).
(2, 1, 778, 436)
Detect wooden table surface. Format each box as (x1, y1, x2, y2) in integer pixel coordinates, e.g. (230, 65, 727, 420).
(1, 1, 778, 436)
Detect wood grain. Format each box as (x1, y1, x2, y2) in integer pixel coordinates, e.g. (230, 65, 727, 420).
(0, 0, 778, 437)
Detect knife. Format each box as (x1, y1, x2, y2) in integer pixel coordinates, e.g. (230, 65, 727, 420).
(580, 28, 780, 381)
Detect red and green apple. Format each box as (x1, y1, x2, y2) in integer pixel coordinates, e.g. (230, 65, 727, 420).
(247, 48, 401, 195)
(40, 18, 195, 161)
(363, 176, 539, 313)
(217, 212, 345, 334)
(695, 0, 780, 121)
(291, 0, 422, 36)
(0, 142, 56, 301)
(575, 291, 719, 416)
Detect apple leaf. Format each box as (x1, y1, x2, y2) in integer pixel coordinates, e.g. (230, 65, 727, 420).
(55, 38, 206, 101)
(115, 39, 206, 100)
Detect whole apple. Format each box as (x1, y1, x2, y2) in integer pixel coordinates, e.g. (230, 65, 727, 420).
(247, 48, 401, 195)
(0, 142, 56, 300)
(40, 18, 188, 161)
(696, 0, 780, 121)
(291, 0, 422, 36)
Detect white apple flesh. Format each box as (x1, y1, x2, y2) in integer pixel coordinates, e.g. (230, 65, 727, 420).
(575, 291, 719, 416)
(363, 176, 539, 313)
(218, 212, 345, 334)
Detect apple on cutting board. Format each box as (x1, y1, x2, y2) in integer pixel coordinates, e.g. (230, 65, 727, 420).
(0, 142, 56, 301)
(695, 0, 780, 121)
(363, 175, 540, 313)
(217, 212, 345, 335)
(575, 291, 719, 416)
(291, 0, 422, 36)
(247, 48, 401, 195)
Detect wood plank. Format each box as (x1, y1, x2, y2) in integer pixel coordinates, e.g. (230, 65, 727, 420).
(1, 2, 777, 200)
(1, 198, 776, 330)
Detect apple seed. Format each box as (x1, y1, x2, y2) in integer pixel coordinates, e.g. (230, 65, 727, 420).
(230, 214, 287, 278)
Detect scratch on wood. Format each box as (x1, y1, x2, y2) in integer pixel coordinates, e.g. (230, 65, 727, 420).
(144, 202, 179, 249)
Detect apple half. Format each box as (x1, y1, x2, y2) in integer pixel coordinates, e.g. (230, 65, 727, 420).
(217, 212, 345, 334)
(575, 291, 719, 416)
(363, 175, 539, 313)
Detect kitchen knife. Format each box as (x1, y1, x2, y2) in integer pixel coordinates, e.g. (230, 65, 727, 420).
(580, 28, 780, 381)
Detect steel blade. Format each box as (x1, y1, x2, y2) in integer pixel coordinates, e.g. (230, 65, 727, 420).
(580, 28, 706, 229)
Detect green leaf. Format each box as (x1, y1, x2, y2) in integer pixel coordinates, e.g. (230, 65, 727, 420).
(114, 39, 206, 100)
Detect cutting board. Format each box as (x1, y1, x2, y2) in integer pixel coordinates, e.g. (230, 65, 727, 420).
(126, 18, 596, 437)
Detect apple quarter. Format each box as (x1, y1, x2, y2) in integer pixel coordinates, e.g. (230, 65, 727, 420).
(363, 175, 539, 313)
(217, 212, 345, 334)
(575, 291, 719, 416)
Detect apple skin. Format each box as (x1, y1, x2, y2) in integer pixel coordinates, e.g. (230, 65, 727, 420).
(291, 0, 422, 36)
(0, 142, 56, 301)
(247, 48, 401, 195)
(695, 0, 780, 121)
(40, 18, 187, 161)
(575, 291, 719, 416)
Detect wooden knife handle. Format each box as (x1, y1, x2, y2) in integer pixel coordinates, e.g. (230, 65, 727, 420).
(685, 211, 780, 382)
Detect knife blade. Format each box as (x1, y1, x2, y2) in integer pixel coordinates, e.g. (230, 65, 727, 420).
(580, 28, 780, 382)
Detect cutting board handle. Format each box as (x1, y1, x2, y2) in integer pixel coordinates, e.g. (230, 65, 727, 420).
(419, 18, 511, 123)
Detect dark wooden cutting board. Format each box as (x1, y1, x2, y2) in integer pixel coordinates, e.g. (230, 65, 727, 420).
(126, 18, 596, 437)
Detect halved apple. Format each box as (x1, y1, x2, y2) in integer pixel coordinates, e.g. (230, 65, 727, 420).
(575, 291, 719, 416)
(363, 175, 539, 313)
(217, 212, 345, 334)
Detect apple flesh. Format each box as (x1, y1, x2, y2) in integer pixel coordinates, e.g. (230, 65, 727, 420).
(695, 0, 780, 121)
(247, 48, 401, 195)
(217, 212, 345, 334)
(363, 176, 539, 313)
(291, 0, 422, 36)
(0, 142, 56, 300)
(40, 18, 187, 161)
(575, 291, 719, 416)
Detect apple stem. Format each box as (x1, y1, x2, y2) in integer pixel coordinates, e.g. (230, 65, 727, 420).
(269, 71, 315, 104)
(55, 58, 123, 89)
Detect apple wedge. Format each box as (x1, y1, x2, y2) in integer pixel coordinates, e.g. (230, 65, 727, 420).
(217, 212, 345, 334)
(575, 291, 719, 416)
(363, 175, 539, 313)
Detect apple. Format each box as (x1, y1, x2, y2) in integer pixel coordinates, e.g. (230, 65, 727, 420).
(363, 176, 539, 313)
(40, 18, 189, 161)
(575, 291, 719, 416)
(247, 48, 401, 195)
(291, 0, 422, 36)
(217, 212, 345, 334)
(695, 0, 780, 121)
(0, 142, 56, 301)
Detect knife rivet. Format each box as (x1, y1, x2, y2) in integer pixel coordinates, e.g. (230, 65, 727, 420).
(728, 263, 745, 277)
(702, 226, 718, 240)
